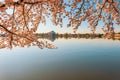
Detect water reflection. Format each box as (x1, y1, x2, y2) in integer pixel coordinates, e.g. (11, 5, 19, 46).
(0, 38, 120, 80)
(0, 33, 120, 50)
(36, 33, 120, 42)
(0, 34, 56, 49)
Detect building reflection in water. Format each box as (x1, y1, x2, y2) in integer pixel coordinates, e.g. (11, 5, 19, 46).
(36, 31, 104, 42)
(36, 31, 120, 42)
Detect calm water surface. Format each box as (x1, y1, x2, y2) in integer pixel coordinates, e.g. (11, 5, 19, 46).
(0, 38, 120, 80)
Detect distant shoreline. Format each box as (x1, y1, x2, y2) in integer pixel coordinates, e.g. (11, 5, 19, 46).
(36, 32, 120, 41)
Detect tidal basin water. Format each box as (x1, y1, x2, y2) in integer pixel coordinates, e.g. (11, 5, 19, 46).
(0, 38, 120, 80)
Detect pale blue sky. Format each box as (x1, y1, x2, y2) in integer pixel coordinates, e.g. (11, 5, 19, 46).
(36, 20, 120, 34)
(0, 0, 120, 33)
(36, 0, 120, 33)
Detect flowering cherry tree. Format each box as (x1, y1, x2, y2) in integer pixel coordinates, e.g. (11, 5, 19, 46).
(66, 0, 120, 33)
(0, 0, 119, 49)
